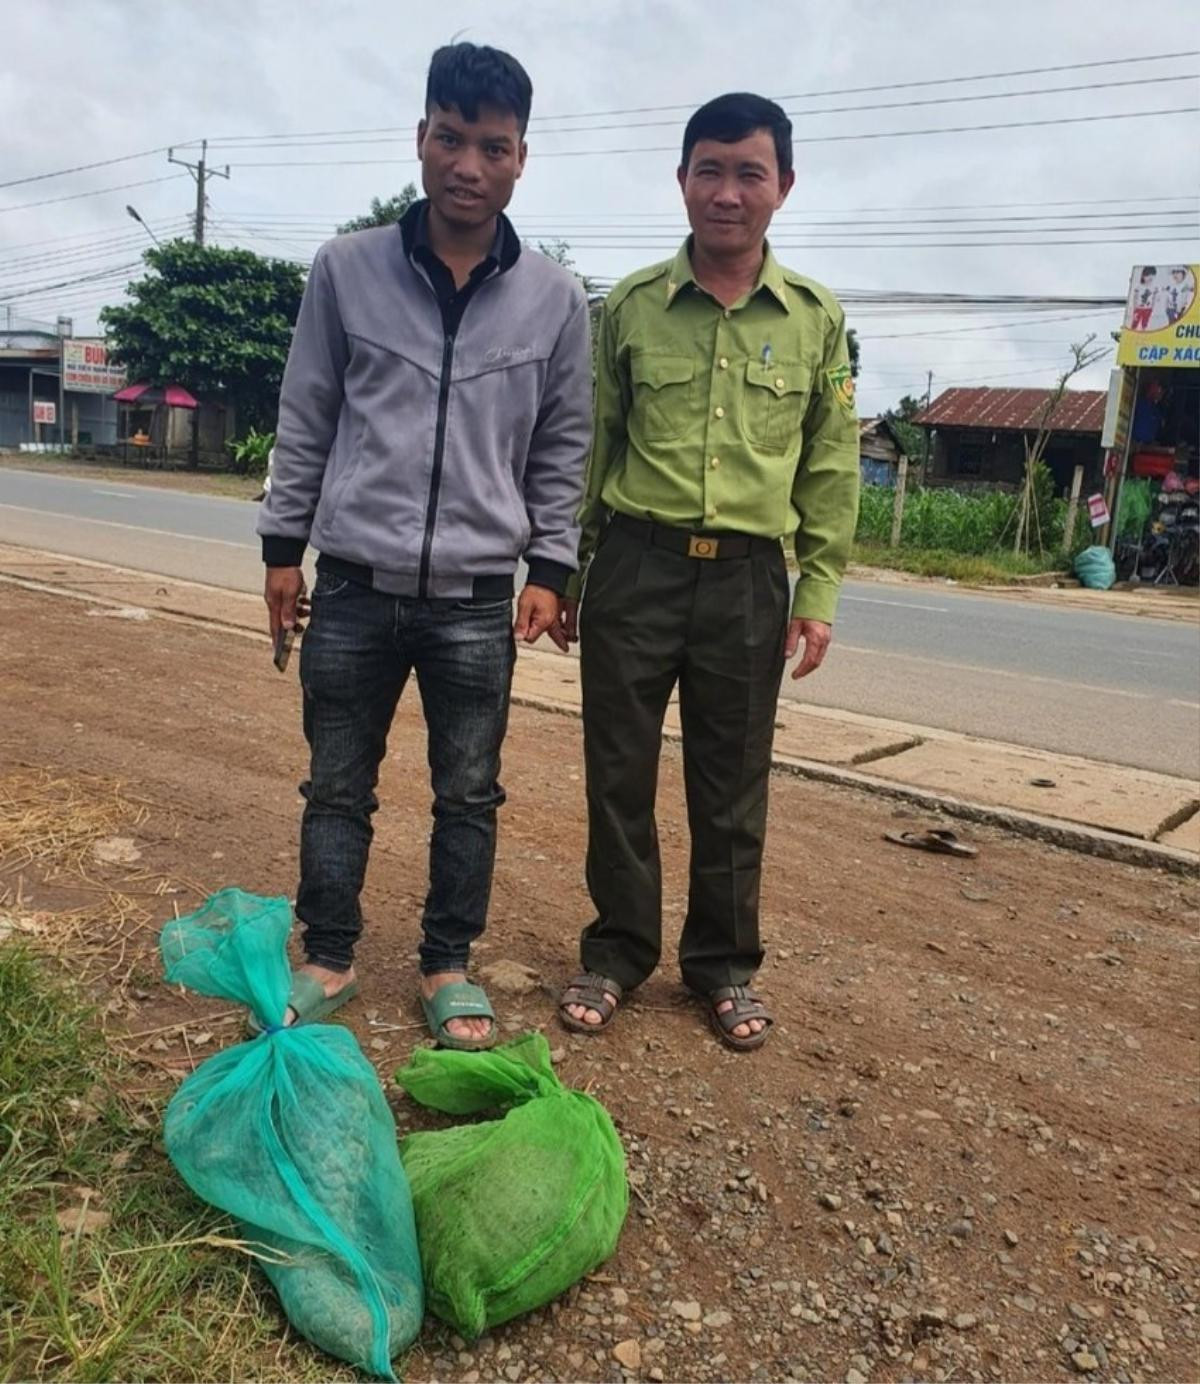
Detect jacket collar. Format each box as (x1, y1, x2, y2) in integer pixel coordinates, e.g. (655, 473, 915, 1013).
(399, 198, 521, 274)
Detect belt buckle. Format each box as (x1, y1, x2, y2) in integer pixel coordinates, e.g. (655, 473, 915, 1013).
(687, 534, 719, 559)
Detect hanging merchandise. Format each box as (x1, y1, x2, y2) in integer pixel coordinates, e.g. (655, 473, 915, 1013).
(396, 1033, 628, 1339)
(160, 889, 424, 1379)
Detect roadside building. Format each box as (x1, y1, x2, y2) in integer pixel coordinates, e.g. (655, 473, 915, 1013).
(0, 314, 123, 448)
(913, 386, 1107, 494)
(858, 415, 910, 486)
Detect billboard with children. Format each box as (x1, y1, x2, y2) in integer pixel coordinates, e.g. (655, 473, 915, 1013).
(1117, 265, 1200, 368)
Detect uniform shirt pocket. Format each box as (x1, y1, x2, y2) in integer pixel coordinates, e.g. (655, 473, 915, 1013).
(743, 360, 810, 454)
(631, 353, 696, 443)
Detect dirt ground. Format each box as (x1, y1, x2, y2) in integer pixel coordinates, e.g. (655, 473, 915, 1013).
(2, 582, 1198, 1384)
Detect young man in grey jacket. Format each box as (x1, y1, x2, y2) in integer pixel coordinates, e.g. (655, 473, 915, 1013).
(258, 43, 592, 1049)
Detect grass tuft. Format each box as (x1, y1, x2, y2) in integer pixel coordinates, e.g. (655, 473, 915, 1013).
(0, 946, 361, 1382)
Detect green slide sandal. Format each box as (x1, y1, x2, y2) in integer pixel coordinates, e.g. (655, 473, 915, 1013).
(247, 972, 360, 1035)
(420, 981, 497, 1052)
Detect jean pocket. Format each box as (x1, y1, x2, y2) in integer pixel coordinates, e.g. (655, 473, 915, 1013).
(312, 573, 353, 600)
(451, 597, 513, 613)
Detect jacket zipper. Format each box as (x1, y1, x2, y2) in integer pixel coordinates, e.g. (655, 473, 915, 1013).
(418, 325, 457, 598)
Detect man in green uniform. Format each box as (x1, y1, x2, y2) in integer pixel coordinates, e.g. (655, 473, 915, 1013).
(557, 93, 859, 1051)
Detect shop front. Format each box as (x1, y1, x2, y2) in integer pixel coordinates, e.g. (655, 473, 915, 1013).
(1105, 264, 1200, 586)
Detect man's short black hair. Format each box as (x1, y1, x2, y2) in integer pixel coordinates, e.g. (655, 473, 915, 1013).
(681, 93, 793, 179)
(1141, 266, 1157, 278)
(425, 42, 533, 134)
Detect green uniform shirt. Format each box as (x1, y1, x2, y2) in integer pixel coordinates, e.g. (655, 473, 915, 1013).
(572, 239, 860, 624)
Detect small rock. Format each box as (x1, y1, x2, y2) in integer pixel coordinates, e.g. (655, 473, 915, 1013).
(55, 1206, 111, 1236)
(1140, 1322, 1164, 1342)
(92, 836, 142, 865)
(947, 1219, 973, 1239)
(704, 1310, 732, 1329)
(1003, 1229, 1019, 1246)
(611, 1286, 629, 1307)
(478, 959, 541, 995)
(953, 1314, 977, 1331)
(1071, 1350, 1100, 1373)
(672, 1299, 702, 1321)
(818, 1192, 843, 1211)
(648, 1371, 665, 1383)
(613, 1340, 642, 1371)
(846, 1369, 868, 1384)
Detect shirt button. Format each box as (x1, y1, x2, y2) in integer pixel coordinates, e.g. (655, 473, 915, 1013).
(710, 456, 720, 468)
(723, 309, 732, 320)
(775, 377, 786, 390)
(714, 406, 725, 419)
(708, 505, 719, 517)
(719, 357, 729, 369)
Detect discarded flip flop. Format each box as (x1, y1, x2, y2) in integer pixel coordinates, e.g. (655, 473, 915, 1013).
(1029, 777, 1057, 788)
(884, 829, 979, 858)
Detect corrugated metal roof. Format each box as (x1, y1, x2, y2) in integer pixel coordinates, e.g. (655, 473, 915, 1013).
(914, 386, 1107, 434)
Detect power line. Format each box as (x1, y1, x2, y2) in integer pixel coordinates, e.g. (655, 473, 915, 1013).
(192, 51, 1198, 143)
(0, 146, 174, 193)
(225, 106, 1197, 166)
(204, 73, 1198, 150)
(0, 174, 189, 217)
(0, 262, 142, 303)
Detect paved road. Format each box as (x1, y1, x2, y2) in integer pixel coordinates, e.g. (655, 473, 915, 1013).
(3, 467, 1198, 777)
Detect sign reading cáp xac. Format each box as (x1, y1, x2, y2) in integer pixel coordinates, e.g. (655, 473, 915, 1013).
(1117, 264, 1200, 368)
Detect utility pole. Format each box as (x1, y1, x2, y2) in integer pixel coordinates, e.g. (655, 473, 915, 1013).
(165, 141, 230, 468)
(921, 369, 933, 483)
(167, 140, 229, 247)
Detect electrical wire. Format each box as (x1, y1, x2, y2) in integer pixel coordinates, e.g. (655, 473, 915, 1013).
(0, 175, 189, 217)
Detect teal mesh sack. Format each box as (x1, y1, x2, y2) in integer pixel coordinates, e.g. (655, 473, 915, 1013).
(160, 889, 423, 1378)
(395, 1033, 627, 1338)
(1074, 544, 1117, 590)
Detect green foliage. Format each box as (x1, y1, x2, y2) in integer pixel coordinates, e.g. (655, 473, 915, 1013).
(853, 543, 1066, 583)
(227, 427, 274, 477)
(847, 327, 860, 379)
(336, 184, 419, 234)
(883, 394, 925, 462)
(536, 239, 597, 295)
(857, 478, 1081, 558)
(0, 946, 358, 1381)
(100, 241, 305, 434)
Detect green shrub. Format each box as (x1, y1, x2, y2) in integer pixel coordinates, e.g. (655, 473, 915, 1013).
(226, 427, 274, 477)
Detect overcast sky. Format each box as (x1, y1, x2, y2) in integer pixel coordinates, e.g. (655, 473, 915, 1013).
(2, 0, 1197, 413)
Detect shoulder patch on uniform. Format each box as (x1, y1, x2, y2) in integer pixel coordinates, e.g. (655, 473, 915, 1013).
(825, 363, 856, 414)
(604, 259, 673, 311)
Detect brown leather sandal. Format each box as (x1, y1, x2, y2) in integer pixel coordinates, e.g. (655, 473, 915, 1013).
(703, 985, 773, 1052)
(558, 972, 622, 1034)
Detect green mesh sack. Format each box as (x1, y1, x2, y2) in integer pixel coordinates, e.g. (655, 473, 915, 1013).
(1074, 544, 1117, 590)
(395, 1033, 627, 1338)
(160, 889, 423, 1379)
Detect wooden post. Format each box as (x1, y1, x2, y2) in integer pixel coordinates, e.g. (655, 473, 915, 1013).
(890, 455, 909, 548)
(1061, 463, 1084, 554)
(70, 399, 79, 447)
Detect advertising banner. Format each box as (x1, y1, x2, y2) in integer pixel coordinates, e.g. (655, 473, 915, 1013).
(1117, 265, 1200, 368)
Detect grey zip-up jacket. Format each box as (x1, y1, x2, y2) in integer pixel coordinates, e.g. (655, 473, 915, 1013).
(258, 202, 592, 598)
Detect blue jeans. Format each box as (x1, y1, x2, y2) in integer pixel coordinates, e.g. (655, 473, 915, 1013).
(296, 570, 515, 974)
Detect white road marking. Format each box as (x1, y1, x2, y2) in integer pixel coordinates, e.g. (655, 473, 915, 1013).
(1168, 699, 1200, 711)
(834, 642, 1154, 700)
(842, 594, 948, 613)
(0, 503, 255, 550)
(92, 489, 143, 500)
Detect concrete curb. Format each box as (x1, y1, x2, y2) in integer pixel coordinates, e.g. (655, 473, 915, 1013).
(3, 547, 1197, 877)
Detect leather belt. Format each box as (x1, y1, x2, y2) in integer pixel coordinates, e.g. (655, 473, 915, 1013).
(610, 511, 778, 561)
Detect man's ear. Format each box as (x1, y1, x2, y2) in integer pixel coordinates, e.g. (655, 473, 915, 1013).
(775, 168, 796, 211)
(416, 118, 427, 158)
(516, 139, 528, 178)
(676, 163, 688, 196)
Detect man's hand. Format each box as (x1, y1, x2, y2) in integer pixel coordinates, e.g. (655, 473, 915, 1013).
(264, 566, 307, 641)
(785, 618, 832, 680)
(560, 598, 580, 645)
(514, 584, 567, 651)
